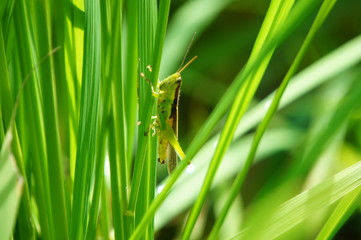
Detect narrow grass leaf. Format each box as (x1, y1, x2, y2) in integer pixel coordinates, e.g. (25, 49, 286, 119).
(0, 130, 23, 240)
(233, 161, 361, 239)
(70, 0, 101, 238)
(32, 2, 69, 238)
(316, 186, 361, 240)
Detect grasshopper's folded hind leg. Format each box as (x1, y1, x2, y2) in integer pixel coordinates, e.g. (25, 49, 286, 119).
(163, 125, 186, 161)
(158, 134, 167, 164)
(167, 143, 178, 174)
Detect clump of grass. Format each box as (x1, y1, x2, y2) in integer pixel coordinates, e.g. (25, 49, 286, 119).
(1, 0, 361, 239)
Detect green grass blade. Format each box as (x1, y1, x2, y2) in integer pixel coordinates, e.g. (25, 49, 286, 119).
(129, 0, 157, 214)
(14, 0, 57, 238)
(0, 129, 23, 240)
(107, 0, 130, 237)
(31, 1, 69, 238)
(70, 0, 101, 238)
(108, 123, 126, 240)
(84, 0, 116, 238)
(64, 0, 84, 175)
(124, 0, 139, 165)
(131, 0, 171, 238)
(233, 160, 361, 239)
(129, 0, 172, 238)
(316, 186, 361, 240)
(85, 109, 109, 239)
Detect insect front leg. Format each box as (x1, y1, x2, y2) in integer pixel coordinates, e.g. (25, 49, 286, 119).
(151, 86, 162, 98)
(144, 116, 160, 137)
(150, 116, 160, 137)
(140, 72, 163, 98)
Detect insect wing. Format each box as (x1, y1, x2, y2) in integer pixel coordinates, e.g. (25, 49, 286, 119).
(167, 80, 181, 173)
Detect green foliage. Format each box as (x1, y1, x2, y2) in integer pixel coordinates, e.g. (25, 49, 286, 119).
(1, 0, 361, 239)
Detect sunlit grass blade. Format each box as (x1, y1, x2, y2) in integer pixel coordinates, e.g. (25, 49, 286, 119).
(84, 0, 116, 238)
(0, 129, 23, 240)
(85, 110, 109, 239)
(129, 0, 157, 217)
(31, 1, 68, 238)
(124, 0, 138, 165)
(13, 0, 58, 238)
(232, 160, 361, 240)
(129, 0, 171, 238)
(316, 186, 361, 240)
(108, 124, 126, 240)
(0, 3, 28, 208)
(70, 0, 101, 238)
(64, 0, 84, 175)
(105, 0, 130, 238)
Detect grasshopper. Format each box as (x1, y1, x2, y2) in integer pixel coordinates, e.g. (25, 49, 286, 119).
(146, 55, 197, 174)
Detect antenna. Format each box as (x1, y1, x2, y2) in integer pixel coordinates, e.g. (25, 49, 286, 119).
(177, 32, 197, 73)
(178, 56, 197, 73)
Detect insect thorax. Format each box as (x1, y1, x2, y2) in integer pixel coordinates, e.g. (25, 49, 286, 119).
(159, 73, 181, 91)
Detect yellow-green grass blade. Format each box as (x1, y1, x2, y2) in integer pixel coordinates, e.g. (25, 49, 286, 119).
(85, 0, 119, 238)
(316, 186, 361, 240)
(64, 0, 84, 177)
(129, 0, 157, 214)
(123, 0, 139, 168)
(129, 1, 171, 239)
(13, 0, 59, 238)
(229, 160, 361, 240)
(30, 1, 69, 238)
(103, 0, 129, 238)
(70, 0, 101, 238)
(0, 129, 23, 240)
